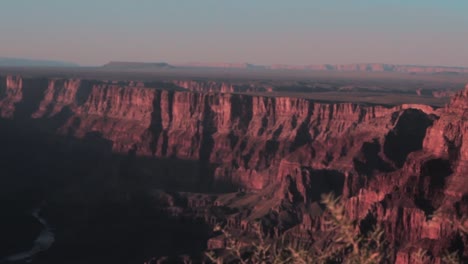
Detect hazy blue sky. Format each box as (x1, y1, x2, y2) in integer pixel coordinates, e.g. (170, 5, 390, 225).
(1, 0, 467, 66)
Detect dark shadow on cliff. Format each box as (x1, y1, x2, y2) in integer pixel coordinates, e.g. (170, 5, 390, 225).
(199, 95, 218, 190)
(75, 80, 94, 105)
(276, 168, 344, 235)
(0, 118, 216, 263)
(37, 105, 75, 131)
(300, 168, 345, 204)
(35, 196, 212, 264)
(415, 158, 452, 216)
(354, 138, 394, 178)
(383, 109, 434, 168)
(0, 119, 114, 202)
(0, 114, 238, 204)
(290, 121, 312, 152)
(0, 76, 6, 97)
(13, 78, 48, 119)
(283, 175, 305, 204)
(148, 91, 165, 156)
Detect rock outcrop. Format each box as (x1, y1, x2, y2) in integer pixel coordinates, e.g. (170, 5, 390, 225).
(0, 75, 23, 118)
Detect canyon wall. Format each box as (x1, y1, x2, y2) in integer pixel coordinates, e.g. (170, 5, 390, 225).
(0, 75, 466, 262)
(0, 75, 427, 190)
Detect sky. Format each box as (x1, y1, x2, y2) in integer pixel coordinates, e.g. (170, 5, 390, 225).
(1, 0, 467, 66)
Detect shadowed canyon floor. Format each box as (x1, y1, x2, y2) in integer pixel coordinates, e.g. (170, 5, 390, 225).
(0, 72, 467, 263)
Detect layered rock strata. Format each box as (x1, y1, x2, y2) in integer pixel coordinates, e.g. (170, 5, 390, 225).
(0, 75, 466, 263)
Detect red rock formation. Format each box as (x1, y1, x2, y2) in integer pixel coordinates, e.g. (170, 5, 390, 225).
(0, 75, 466, 263)
(32, 79, 83, 118)
(0, 75, 23, 118)
(60, 83, 158, 153)
(423, 84, 468, 200)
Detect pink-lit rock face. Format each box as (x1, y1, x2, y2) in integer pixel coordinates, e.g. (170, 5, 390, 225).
(0, 75, 23, 118)
(32, 79, 82, 118)
(61, 84, 158, 153)
(422, 84, 468, 201)
(0, 76, 466, 263)
(0, 76, 463, 189)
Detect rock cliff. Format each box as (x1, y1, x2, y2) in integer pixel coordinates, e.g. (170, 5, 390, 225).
(0, 75, 466, 263)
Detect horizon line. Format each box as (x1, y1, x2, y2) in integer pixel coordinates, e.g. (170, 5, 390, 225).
(3, 56, 468, 69)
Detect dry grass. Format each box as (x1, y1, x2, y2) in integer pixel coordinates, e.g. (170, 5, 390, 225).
(206, 192, 467, 263)
(206, 193, 391, 264)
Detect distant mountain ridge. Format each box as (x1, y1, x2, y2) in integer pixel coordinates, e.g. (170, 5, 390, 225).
(2, 57, 466, 74)
(101, 61, 174, 70)
(0, 57, 79, 67)
(177, 62, 468, 73)
(269, 63, 468, 73)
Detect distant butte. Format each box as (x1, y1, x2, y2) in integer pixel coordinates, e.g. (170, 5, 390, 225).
(100, 61, 174, 70)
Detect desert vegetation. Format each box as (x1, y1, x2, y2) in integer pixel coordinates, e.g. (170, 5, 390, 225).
(206, 193, 464, 264)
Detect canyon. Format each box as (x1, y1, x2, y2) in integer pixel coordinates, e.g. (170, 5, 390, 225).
(0, 74, 467, 263)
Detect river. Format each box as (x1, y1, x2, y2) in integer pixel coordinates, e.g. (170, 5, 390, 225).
(1, 207, 55, 263)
